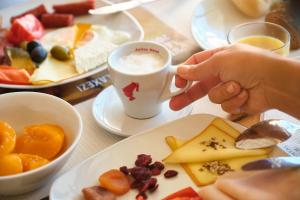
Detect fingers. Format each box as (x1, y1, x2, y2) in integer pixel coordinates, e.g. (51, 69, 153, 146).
(175, 46, 228, 88)
(176, 46, 228, 82)
(175, 74, 187, 88)
(221, 90, 248, 114)
(170, 77, 220, 111)
(198, 185, 235, 200)
(177, 61, 217, 82)
(208, 81, 241, 104)
(208, 81, 248, 114)
(183, 46, 228, 65)
(215, 179, 273, 200)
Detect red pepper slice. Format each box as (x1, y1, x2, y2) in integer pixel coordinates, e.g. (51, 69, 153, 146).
(0, 65, 31, 85)
(162, 187, 202, 200)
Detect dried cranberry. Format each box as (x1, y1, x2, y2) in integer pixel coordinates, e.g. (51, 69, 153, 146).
(148, 184, 159, 193)
(117, 155, 173, 198)
(150, 161, 165, 170)
(138, 181, 150, 193)
(131, 180, 144, 189)
(119, 166, 129, 175)
(147, 178, 157, 189)
(164, 170, 178, 178)
(150, 168, 161, 176)
(130, 167, 152, 181)
(135, 154, 152, 167)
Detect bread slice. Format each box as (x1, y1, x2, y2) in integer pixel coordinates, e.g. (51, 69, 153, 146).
(166, 136, 268, 186)
(231, 0, 272, 18)
(163, 124, 271, 163)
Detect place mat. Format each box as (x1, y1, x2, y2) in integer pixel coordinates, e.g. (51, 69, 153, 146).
(130, 7, 201, 64)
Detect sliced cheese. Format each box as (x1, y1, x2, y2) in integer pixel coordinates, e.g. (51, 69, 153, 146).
(166, 136, 268, 186)
(30, 56, 78, 84)
(211, 118, 240, 138)
(163, 125, 271, 163)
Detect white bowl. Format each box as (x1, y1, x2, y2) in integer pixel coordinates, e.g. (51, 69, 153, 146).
(0, 92, 82, 196)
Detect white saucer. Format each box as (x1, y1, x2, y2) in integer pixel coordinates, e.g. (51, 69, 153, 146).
(92, 86, 193, 137)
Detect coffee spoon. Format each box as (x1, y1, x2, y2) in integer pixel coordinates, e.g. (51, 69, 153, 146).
(235, 119, 299, 150)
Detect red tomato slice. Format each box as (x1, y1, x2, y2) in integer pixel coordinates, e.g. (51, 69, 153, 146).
(0, 65, 31, 85)
(162, 187, 202, 200)
(6, 14, 44, 45)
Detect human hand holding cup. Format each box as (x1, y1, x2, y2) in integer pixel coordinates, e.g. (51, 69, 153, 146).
(108, 41, 192, 119)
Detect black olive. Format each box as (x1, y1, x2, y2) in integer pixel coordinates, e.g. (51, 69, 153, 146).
(30, 46, 47, 63)
(27, 41, 41, 54)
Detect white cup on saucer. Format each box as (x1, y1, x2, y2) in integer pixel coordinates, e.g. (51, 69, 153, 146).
(108, 41, 192, 119)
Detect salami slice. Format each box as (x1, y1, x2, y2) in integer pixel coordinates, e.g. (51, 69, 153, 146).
(53, 1, 95, 16)
(41, 14, 74, 28)
(82, 186, 116, 200)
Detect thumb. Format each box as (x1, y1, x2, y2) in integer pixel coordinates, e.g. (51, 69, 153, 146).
(177, 58, 220, 81)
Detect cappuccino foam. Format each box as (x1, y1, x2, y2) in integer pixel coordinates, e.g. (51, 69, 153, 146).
(118, 51, 165, 74)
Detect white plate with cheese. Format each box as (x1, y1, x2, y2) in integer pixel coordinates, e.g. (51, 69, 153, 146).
(50, 114, 288, 200)
(191, 0, 300, 58)
(0, 0, 144, 89)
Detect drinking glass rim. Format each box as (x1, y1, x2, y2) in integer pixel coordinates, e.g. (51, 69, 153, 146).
(227, 22, 291, 52)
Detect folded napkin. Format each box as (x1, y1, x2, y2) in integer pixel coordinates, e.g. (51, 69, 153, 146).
(199, 168, 300, 200)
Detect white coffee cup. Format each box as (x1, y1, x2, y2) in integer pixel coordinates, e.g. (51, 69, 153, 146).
(108, 41, 192, 119)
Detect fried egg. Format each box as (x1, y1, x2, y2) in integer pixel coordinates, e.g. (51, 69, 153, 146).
(40, 27, 76, 51)
(74, 30, 116, 73)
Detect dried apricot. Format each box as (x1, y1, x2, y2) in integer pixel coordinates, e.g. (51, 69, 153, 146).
(16, 124, 65, 159)
(0, 121, 16, 157)
(99, 169, 130, 195)
(0, 154, 23, 176)
(18, 154, 49, 172)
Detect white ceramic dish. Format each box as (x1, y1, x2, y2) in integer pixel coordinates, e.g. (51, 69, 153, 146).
(0, 0, 144, 89)
(50, 114, 287, 200)
(191, 0, 300, 58)
(92, 85, 193, 137)
(0, 92, 82, 196)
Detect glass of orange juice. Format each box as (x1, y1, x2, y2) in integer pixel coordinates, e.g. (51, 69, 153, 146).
(227, 22, 290, 56)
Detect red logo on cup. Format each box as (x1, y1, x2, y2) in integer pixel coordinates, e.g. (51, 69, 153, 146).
(122, 82, 139, 101)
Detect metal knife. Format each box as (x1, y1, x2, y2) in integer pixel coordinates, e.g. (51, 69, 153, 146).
(242, 157, 300, 171)
(89, 0, 158, 15)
